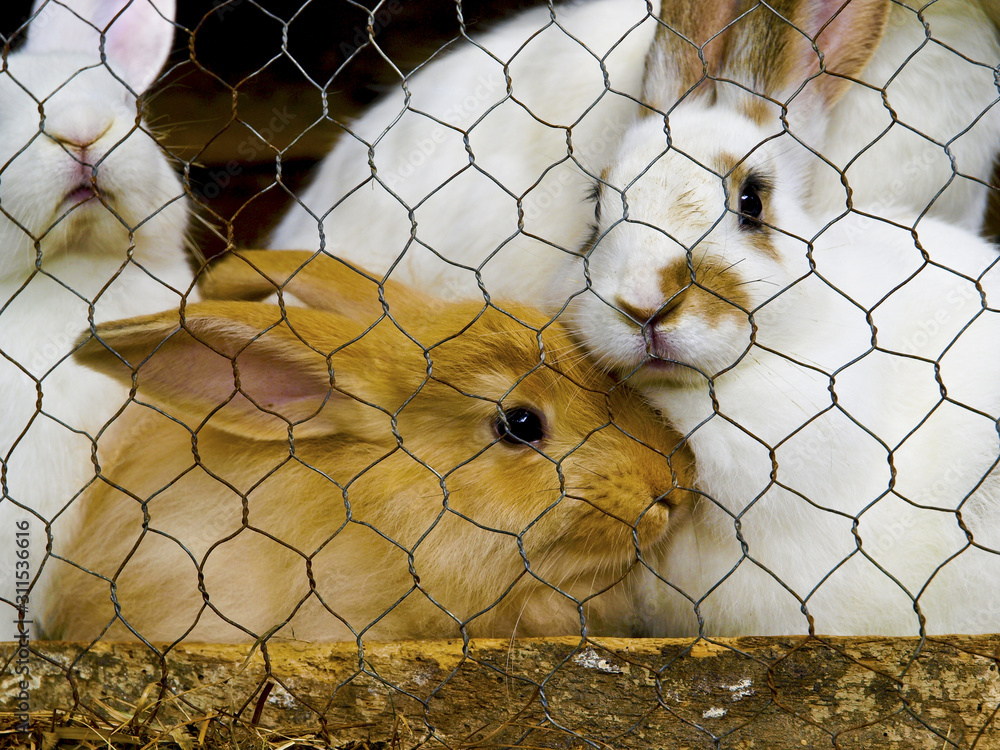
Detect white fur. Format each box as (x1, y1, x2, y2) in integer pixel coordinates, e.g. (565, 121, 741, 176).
(643, 222, 1000, 636)
(810, 1, 1000, 231)
(0, 0, 193, 626)
(572, 87, 1000, 636)
(268, 0, 661, 301)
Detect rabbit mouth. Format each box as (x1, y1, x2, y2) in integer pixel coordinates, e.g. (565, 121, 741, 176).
(63, 184, 99, 208)
(621, 325, 720, 385)
(636, 347, 727, 386)
(607, 332, 686, 385)
(59, 183, 119, 217)
(612, 341, 706, 389)
(633, 332, 688, 378)
(643, 354, 682, 373)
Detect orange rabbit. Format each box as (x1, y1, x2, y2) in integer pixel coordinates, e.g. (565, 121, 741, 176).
(43, 251, 693, 643)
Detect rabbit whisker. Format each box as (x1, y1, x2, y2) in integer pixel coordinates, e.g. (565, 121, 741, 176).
(572, 465, 613, 483)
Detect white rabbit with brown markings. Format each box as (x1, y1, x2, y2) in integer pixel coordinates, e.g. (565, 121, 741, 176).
(642, 0, 1000, 233)
(42, 250, 694, 643)
(0, 0, 194, 621)
(568, 0, 1000, 636)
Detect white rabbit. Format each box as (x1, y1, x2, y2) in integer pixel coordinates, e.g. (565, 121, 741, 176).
(270, 0, 1000, 314)
(268, 0, 663, 302)
(640, 0, 1000, 233)
(566, 0, 1000, 635)
(42, 250, 694, 643)
(0, 0, 194, 624)
(808, 0, 1000, 232)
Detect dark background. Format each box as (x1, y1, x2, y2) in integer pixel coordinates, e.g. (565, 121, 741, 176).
(0, 0, 544, 257)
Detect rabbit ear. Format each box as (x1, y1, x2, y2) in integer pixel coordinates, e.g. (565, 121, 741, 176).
(74, 301, 395, 441)
(642, 2, 736, 111)
(25, 0, 177, 93)
(784, 0, 889, 105)
(200, 250, 435, 321)
(720, 0, 889, 138)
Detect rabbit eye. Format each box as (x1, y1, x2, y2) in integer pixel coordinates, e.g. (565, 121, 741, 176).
(587, 180, 602, 222)
(737, 173, 775, 230)
(738, 182, 764, 229)
(495, 407, 545, 445)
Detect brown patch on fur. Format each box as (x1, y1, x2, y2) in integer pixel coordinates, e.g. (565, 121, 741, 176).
(740, 95, 773, 126)
(714, 2, 789, 98)
(615, 253, 753, 332)
(669, 185, 707, 224)
(637, 98, 664, 120)
(642, 2, 740, 110)
(643, 22, 708, 100)
(658, 252, 753, 330)
(720, 0, 890, 107)
(714, 152, 742, 178)
(741, 219, 781, 261)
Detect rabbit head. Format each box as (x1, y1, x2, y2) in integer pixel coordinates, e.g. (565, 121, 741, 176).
(564, 0, 890, 389)
(47, 251, 693, 642)
(0, 0, 186, 291)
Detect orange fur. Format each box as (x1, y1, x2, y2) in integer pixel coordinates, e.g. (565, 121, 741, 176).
(614, 252, 753, 336)
(43, 252, 694, 643)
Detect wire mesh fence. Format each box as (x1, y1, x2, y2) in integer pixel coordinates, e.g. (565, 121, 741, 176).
(2, 0, 1000, 747)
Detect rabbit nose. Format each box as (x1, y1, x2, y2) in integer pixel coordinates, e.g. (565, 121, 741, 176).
(46, 112, 114, 153)
(616, 288, 688, 331)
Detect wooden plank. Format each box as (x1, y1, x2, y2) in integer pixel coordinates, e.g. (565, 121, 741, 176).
(2, 636, 999, 748)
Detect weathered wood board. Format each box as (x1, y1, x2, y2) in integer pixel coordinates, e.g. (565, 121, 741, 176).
(2, 636, 999, 749)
